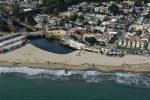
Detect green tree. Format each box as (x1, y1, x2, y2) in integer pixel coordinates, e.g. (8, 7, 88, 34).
(53, 8, 59, 16)
(136, 29, 142, 36)
(12, 4, 20, 14)
(108, 4, 120, 15)
(26, 14, 37, 26)
(8, 25, 18, 32)
(0, 20, 10, 32)
(68, 14, 78, 21)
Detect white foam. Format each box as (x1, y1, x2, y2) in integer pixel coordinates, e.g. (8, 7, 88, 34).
(0, 67, 150, 87)
(0, 67, 65, 76)
(114, 72, 150, 87)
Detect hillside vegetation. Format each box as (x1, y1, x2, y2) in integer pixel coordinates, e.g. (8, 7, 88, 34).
(38, 0, 149, 14)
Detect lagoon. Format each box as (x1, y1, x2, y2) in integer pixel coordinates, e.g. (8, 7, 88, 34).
(30, 37, 74, 54)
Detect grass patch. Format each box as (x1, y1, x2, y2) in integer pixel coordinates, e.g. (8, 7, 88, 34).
(116, 45, 142, 51)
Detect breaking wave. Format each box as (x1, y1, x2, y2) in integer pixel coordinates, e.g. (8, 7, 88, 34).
(0, 67, 150, 87)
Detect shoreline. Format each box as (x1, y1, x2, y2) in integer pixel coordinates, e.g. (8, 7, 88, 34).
(0, 61, 150, 73)
(0, 44, 150, 73)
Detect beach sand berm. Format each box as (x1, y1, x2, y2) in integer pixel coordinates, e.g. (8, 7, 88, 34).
(0, 44, 150, 72)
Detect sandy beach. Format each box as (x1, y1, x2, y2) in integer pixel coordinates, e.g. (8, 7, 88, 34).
(0, 44, 150, 72)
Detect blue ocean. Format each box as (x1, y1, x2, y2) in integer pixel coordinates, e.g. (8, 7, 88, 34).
(0, 67, 150, 100)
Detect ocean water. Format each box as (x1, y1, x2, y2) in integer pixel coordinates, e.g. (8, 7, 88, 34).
(0, 67, 150, 100)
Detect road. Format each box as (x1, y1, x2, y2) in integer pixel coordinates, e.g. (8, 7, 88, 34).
(20, 31, 44, 37)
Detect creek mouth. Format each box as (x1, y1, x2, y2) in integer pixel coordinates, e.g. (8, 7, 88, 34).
(29, 37, 74, 54)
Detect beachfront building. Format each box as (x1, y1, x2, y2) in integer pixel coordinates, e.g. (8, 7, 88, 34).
(0, 33, 28, 53)
(118, 39, 123, 45)
(101, 48, 111, 54)
(34, 14, 50, 29)
(131, 39, 136, 48)
(45, 30, 68, 40)
(148, 42, 150, 50)
(118, 37, 147, 49)
(0, 33, 21, 42)
(61, 39, 85, 50)
(127, 39, 131, 47)
(95, 34, 112, 44)
(123, 38, 127, 47)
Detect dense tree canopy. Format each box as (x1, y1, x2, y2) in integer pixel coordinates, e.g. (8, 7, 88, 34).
(12, 4, 21, 15)
(26, 14, 37, 26)
(0, 19, 10, 32)
(0, 6, 9, 14)
(39, 0, 149, 14)
(0, 19, 20, 32)
(68, 14, 78, 21)
(108, 4, 120, 15)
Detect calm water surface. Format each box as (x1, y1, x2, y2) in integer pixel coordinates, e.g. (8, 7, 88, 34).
(30, 37, 74, 54)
